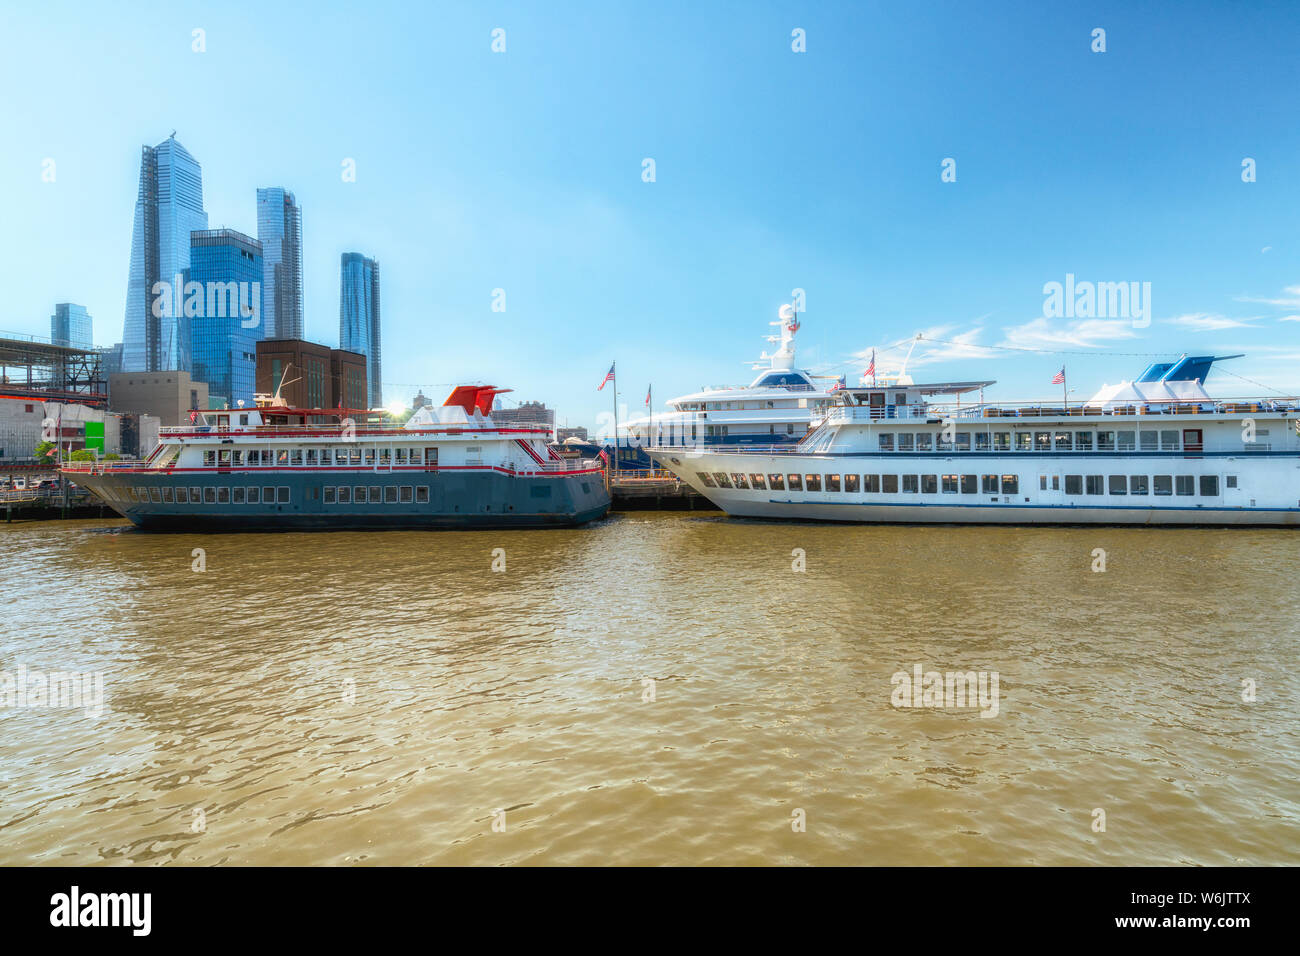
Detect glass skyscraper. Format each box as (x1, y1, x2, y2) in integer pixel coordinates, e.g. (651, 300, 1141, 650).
(255, 187, 304, 340)
(339, 252, 382, 407)
(122, 135, 208, 372)
(51, 303, 93, 349)
(189, 229, 263, 409)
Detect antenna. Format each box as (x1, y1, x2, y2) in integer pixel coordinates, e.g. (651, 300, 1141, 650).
(271, 362, 301, 406)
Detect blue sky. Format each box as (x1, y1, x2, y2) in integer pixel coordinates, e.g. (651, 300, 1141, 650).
(2, 0, 1299, 428)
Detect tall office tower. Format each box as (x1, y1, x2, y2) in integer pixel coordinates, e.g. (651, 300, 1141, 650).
(188, 229, 263, 409)
(121, 135, 208, 372)
(338, 252, 382, 407)
(51, 303, 93, 349)
(255, 187, 304, 340)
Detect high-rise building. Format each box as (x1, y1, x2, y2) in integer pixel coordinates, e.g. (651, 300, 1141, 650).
(255, 339, 367, 412)
(51, 303, 93, 349)
(121, 135, 208, 373)
(188, 229, 263, 408)
(339, 252, 381, 407)
(255, 187, 303, 340)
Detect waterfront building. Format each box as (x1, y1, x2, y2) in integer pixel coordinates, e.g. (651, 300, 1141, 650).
(101, 343, 125, 378)
(188, 228, 263, 408)
(557, 426, 589, 442)
(255, 338, 367, 412)
(51, 304, 93, 349)
(255, 187, 304, 340)
(109, 370, 209, 427)
(339, 252, 381, 408)
(503, 400, 556, 437)
(121, 135, 209, 373)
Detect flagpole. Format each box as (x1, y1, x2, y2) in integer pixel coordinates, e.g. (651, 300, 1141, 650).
(648, 384, 653, 450)
(1063, 366, 1068, 410)
(611, 362, 618, 470)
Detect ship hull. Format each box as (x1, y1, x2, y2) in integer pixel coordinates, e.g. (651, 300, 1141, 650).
(70, 469, 610, 532)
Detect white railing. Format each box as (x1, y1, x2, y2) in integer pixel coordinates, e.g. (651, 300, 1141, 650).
(816, 396, 1300, 426)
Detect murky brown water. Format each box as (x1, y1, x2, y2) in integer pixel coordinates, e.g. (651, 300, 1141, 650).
(1, 512, 1297, 865)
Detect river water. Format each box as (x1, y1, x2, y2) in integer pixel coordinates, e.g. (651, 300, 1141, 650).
(1, 512, 1297, 865)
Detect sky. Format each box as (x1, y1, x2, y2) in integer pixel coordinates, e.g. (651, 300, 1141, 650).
(2, 0, 1299, 430)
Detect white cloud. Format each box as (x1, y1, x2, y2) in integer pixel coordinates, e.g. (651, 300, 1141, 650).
(1164, 313, 1258, 331)
(998, 317, 1137, 350)
(1235, 283, 1300, 309)
(1279, 315, 1300, 323)
(1261, 246, 1272, 253)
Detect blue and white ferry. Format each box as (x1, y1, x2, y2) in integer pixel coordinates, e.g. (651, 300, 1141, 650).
(646, 355, 1300, 525)
(62, 385, 610, 531)
(620, 306, 837, 456)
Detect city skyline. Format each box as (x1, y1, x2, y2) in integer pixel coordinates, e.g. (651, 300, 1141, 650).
(256, 186, 304, 340)
(339, 252, 382, 408)
(4, 2, 1300, 431)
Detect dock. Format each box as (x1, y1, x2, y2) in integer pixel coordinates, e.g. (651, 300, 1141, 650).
(607, 469, 718, 511)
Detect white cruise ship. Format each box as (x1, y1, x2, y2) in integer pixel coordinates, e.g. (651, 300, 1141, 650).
(620, 306, 837, 455)
(645, 354, 1300, 526)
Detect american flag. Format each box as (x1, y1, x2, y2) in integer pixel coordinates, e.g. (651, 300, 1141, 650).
(645, 385, 651, 407)
(829, 375, 846, 391)
(861, 349, 876, 383)
(597, 363, 615, 391)
(1051, 367, 1065, 385)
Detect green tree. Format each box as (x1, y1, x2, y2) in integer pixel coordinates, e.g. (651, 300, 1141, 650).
(69, 449, 96, 462)
(33, 440, 57, 462)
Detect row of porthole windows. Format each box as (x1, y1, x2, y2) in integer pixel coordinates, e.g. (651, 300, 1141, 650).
(323, 485, 429, 504)
(699, 472, 1230, 497)
(201, 447, 439, 467)
(877, 429, 1200, 452)
(122, 485, 291, 504)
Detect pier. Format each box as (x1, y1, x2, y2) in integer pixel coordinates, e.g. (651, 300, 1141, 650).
(607, 468, 717, 511)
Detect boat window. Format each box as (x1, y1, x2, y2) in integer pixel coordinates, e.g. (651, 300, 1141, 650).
(217, 487, 230, 503)
(203, 487, 216, 503)
(350, 448, 362, 465)
(843, 475, 859, 492)
(305, 449, 317, 465)
(955, 432, 971, 451)
(897, 434, 914, 451)
(1153, 475, 1173, 496)
(231, 450, 243, 466)
(1035, 431, 1051, 451)
(994, 432, 1011, 451)
(416, 486, 429, 503)
(975, 433, 991, 451)
(1130, 475, 1149, 495)
(1161, 430, 1180, 451)
(1086, 475, 1104, 495)
(324, 486, 336, 503)
(1039, 475, 1048, 491)
(365, 448, 376, 465)
(233, 487, 245, 503)
(1199, 475, 1219, 496)
(878, 434, 894, 451)
(384, 486, 398, 503)
(731, 474, 749, 489)
(921, 475, 937, 494)
(768, 474, 785, 490)
(290, 449, 302, 465)
(1064, 475, 1083, 495)
(936, 432, 952, 451)
(961, 474, 977, 494)
(161, 487, 173, 503)
(176, 487, 189, 503)
(425, 448, 438, 466)
(864, 475, 880, 493)
(982, 474, 999, 494)
(1108, 475, 1127, 495)
(1075, 431, 1093, 451)
(825, 474, 841, 492)
(805, 474, 821, 492)
(368, 486, 380, 502)
(915, 433, 933, 451)
(354, 486, 367, 503)
(380, 448, 391, 464)
(1139, 430, 1158, 451)
(942, 475, 959, 493)
(203, 450, 216, 466)
(1053, 431, 1072, 450)
(714, 473, 733, 488)
(1000, 475, 1019, 495)
(247, 486, 260, 503)
(750, 474, 768, 490)
(1096, 431, 1116, 451)
(787, 474, 803, 491)
(697, 472, 716, 487)
(263, 486, 276, 502)
(881, 475, 898, 493)
(1226, 475, 1237, 489)
(396, 448, 407, 464)
(902, 475, 919, 493)
(1117, 431, 1136, 451)
(400, 486, 413, 503)
(1016, 433, 1032, 451)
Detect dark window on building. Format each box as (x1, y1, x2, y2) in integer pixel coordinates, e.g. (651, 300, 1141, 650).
(1200, 475, 1219, 496)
